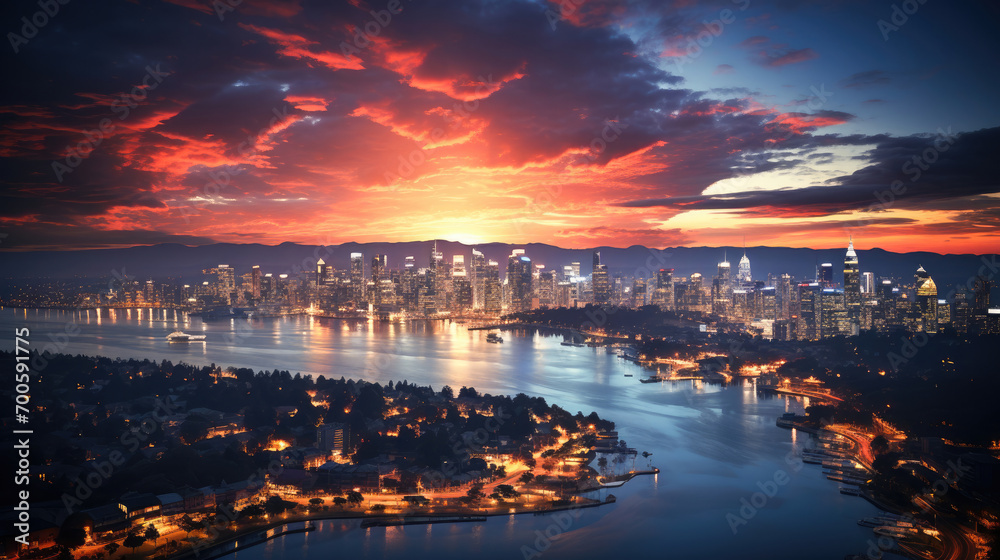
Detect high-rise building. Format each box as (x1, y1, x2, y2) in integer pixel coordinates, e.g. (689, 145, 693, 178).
(915, 265, 938, 333)
(451, 255, 472, 311)
(592, 251, 610, 305)
(818, 263, 833, 286)
(796, 283, 821, 340)
(251, 265, 262, 301)
(843, 238, 861, 335)
(737, 247, 752, 286)
(631, 277, 646, 307)
(471, 249, 487, 310)
(819, 288, 848, 337)
(483, 260, 502, 313)
(506, 250, 533, 311)
(203, 264, 236, 305)
(653, 268, 674, 311)
(350, 253, 365, 302)
(861, 272, 875, 295)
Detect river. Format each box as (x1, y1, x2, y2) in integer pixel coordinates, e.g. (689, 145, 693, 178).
(1, 307, 888, 559)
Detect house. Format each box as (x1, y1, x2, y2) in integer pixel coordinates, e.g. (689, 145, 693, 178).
(118, 493, 160, 522)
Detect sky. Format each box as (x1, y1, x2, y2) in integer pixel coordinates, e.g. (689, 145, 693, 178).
(1, 0, 999, 253)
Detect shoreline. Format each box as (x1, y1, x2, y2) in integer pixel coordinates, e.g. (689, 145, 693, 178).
(167, 494, 621, 560)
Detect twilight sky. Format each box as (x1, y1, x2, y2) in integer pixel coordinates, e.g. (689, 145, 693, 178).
(2, 0, 999, 253)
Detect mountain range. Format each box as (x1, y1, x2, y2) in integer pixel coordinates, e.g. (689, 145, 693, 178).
(1, 241, 996, 297)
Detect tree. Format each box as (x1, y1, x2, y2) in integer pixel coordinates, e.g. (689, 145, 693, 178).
(519, 472, 535, 484)
(369, 504, 386, 513)
(495, 484, 519, 499)
(333, 496, 348, 507)
(56, 523, 87, 551)
(178, 515, 200, 537)
(346, 491, 364, 507)
(143, 524, 160, 548)
(309, 497, 324, 506)
(122, 532, 146, 557)
(104, 542, 120, 557)
(597, 456, 608, 476)
(265, 496, 287, 516)
(440, 385, 454, 399)
(465, 482, 485, 504)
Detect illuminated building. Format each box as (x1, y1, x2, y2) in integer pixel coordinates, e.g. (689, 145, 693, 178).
(507, 250, 533, 311)
(631, 277, 646, 307)
(652, 268, 674, 311)
(471, 248, 487, 310)
(350, 252, 365, 302)
(843, 238, 860, 335)
(915, 265, 938, 333)
(451, 255, 472, 311)
(592, 251, 610, 305)
(483, 260, 502, 313)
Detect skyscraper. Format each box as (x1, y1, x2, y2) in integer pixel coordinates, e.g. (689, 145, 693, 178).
(483, 260, 502, 313)
(843, 237, 861, 334)
(818, 263, 834, 286)
(371, 255, 387, 307)
(737, 246, 751, 286)
(915, 265, 938, 333)
(471, 248, 487, 310)
(592, 250, 610, 305)
(653, 268, 674, 311)
(350, 252, 365, 302)
(251, 265, 262, 301)
(506, 250, 533, 311)
(451, 255, 471, 311)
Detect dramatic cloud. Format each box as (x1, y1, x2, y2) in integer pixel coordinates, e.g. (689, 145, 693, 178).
(0, 0, 998, 253)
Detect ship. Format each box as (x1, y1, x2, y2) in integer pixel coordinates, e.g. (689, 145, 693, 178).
(486, 333, 503, 343)
(166, 331, 207, 342)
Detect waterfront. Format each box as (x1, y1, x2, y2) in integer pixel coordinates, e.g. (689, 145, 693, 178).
(2, 308, 886, 559)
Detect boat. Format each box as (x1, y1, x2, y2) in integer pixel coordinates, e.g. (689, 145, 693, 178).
(560, 341, 585, 347)
(639, 374, 668, 383)
(166, 331, 206, 342)
(486, 333, 503, 343)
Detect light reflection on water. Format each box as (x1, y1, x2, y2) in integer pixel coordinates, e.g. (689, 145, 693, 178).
(1, 308, 880, 559)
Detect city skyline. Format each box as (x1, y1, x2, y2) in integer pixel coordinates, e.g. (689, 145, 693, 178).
(2, 1, 1000, 253)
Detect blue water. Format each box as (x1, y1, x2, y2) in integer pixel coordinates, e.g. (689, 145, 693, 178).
(1, 307, 881, 559)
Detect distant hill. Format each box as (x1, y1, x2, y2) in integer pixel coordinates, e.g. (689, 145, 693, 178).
(0, 241, 995, 297)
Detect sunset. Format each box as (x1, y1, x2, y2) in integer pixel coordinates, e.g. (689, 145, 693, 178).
(2, 0, 998, 252)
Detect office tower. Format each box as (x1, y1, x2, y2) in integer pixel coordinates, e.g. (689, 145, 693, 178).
(506, 250, 533, 311)
(797, 283, 821, 340)
(737, 247, 752, 286)
(732, 288, 751, 322)
(350, 252, 365, 302)
(471, 248, 487, 310)
(568, 262, 581, 278)
(316, 423, 350, 454)
(370, 255, 387, 307)
(953, 290, 970, 334)
(718, 253, 731, 284)
(592, 251, 610, 305)
(819, 288, 848, 337)
(203, 264, 236, 305)
(451, 255, 472, 311)
(483, 260, 502, 313)
(631, 277, 646, 307)
(653, 268, 674, 311)
(861, 271, 875, 295)
(251, 265, 262, 301)
(687, 273, 704, 312)
(973, 276, 992, 311)
(776, 273, 793, 320)
(915, 265, 938, 333)
(759, 286, 777, 321)
(537, 270, 556, 307)
(843, 238, 861, 335)
(937, 299, 950, 330)
(316, 258, 327, 286)
(818, 263, 833, 286)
